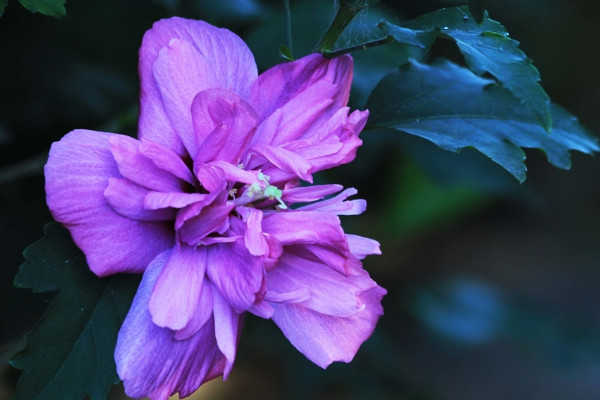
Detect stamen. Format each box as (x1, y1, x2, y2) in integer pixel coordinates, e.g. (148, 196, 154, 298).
(242, 171, 288, 210)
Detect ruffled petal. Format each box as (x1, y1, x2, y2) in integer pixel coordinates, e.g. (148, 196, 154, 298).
(243, 208, 269, 256)
(139, 140, 195, 184)
(104, 178, 175, 221)
(191, 88, 258, 165)
(115, 251, 226, 400)
(281, 184, 343, 203)
(298, 188, 366, 215)
(175, 278, 214, 340)
(268, 253, 366, 317)
(206, 241, 264, 313)
(249, 53, 353, 123)
(212, 284, 242, 377)
(270, 282, 386, 368)
(251, 81, 336, 147)
(109, 134, 186, 192)
(44, 129, 173, 276)
(178, 204, 234, 246)
(152, 38, 212, 156)
(138, 17, 258, 156)
(294, 109, 367, 172)
(346, 234, 381, 259)
(250, 143, 313, 182)
(262, 210, 349, 273)
(148, 244, 207, 330)
(144, 191, 207, 210)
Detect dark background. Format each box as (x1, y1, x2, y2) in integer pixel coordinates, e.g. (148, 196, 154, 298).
(1, 0, 599, 399)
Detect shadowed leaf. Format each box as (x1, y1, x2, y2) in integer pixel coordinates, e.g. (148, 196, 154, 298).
(17, 0, 66, 17)
(379, 6, 552, 131)
(10, 222, 139, 400)
(366, 60, 598, 182)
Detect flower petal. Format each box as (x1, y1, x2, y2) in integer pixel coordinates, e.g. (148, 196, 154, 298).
(212, 284, 242, 377)
(206, 241, 264, 313)
(262, 210, 349, 274)
(192, 88, 258, 165)
(268, 253, 367, 317)
(250, 143, 313, 182)
(152, 38, 211, 156)
(109, 134, 186, 192)
(144, 191, 207, 210)
(148, 244, 207, 330)
(346, 234, 381, 259)
(175, 278, 214, 340)
(178, 204, 234, 246)
(298, 188, 366, 215)
(249, 53, 352, 123)
(139, 140, 195, 184)
(115, 250, 226, 400)
(138, 17, 258, 156)
(270, 283, 386, 368)
(243, 208, 269, 256)
(44, 129, 173, 276)
(281, 184, 343, 203)
(104, 178, 175, 221)
(251, 82, 335, 147)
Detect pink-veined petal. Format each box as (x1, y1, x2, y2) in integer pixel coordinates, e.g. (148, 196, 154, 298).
(268, 253, 367, 317)
(144, 191, 207, 210)
(192, 88, 258, 165)
(281, 184, 343, 203)
(138, 17, 257, 156)
(251, 82, 335, 146)
(44, 129, 173, 276)
(270, 284, 386, 369)
(115, 251, 226, 400)
(262, 210, 349, 274)
(152, 38, 210, 156)
(249, 301, 274, 319)
(109, 134, 186, 192)
(206, 241, 264, 313)
(243, 208, 269, 256)
(178, 204, 234, 246)
(104, 178, 175, 221)
(250, 143, 313, 182)
(262, 210, 346, 248)
(346, 234, 381, 259)
(298, 188, 366, 215)
(139, 140, 195, 184)
(212, 284, 242, 377)
(175, 280, 214, 340)
(249, 53, 352, 123)
(148, 244, 207, 330)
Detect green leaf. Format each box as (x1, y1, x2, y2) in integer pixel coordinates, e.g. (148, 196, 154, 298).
(18, 0, 66, 17)
(10, 222, 139, 400)
(379, 6, 552, 131)
(278, 44, 294, 61)
(0, 0, 8, 18)
(366, 59, 599, 182)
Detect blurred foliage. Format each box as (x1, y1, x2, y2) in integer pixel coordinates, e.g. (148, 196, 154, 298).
(1, 1, 600, 399)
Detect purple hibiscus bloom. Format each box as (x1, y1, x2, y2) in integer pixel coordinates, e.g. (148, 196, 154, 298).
(44, 17, 386, 400)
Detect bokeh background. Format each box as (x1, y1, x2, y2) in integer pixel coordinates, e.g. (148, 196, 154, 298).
(1, 0, 600, 399)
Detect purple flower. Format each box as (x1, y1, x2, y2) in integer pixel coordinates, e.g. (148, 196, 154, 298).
(44, 17, 386, 400)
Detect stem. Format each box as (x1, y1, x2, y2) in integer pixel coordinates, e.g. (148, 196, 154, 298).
(314, 0, 380, 53)
(322, 35, 393, 58)
(283, 0, 293, 54)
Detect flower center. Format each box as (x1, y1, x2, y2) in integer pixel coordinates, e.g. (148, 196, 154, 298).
(241, 171, 287, 210)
